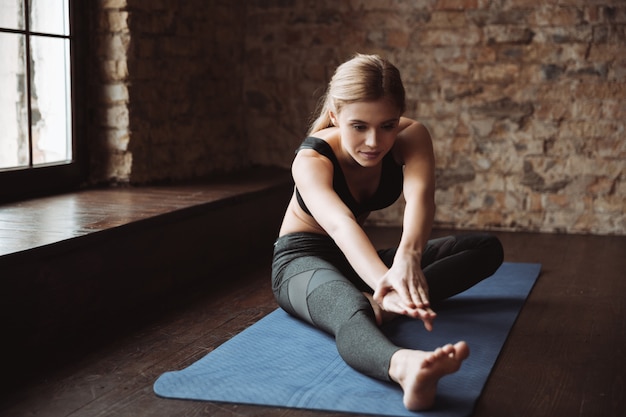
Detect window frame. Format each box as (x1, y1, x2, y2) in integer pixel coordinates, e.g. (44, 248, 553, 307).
(0, 0, 87, 203)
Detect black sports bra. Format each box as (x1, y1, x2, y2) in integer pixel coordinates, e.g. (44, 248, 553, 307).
(294, 136, 403, 218)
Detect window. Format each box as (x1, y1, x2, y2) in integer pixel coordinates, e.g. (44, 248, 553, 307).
(0, 0, 84, 202)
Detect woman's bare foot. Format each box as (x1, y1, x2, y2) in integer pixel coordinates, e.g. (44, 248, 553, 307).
(389, 341, 470, 410)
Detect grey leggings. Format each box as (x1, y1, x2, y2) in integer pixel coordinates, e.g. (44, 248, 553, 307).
(271, 232, 504, 381)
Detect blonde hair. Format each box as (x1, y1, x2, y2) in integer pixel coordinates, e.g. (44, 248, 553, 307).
(308, 54, 406, 135)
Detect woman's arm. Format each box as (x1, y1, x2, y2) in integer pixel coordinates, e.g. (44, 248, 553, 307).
(291, 150, 389, 289)
(374, 119, 438, 329)
(396, 119, 436, 277)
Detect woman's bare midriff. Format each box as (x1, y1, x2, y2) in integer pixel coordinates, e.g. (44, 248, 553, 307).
(278, 193, 369, 237)
(278, 195, 329, 237)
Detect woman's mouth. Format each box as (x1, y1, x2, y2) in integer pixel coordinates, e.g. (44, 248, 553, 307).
(360, 151, 381, 160)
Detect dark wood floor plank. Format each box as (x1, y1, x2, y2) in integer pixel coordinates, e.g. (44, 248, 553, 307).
(1, 228, 624, 417)
(473, 231, 626, 417)
(0, 271, 266, 416)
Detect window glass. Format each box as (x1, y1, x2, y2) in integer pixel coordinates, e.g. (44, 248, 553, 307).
(0, 0, 23, 30)
(0, 32, 28, 169)
(30, 35, 72, 165)
(30, 0, 70, 36)
(0, 0, 73, 171)
(0, 0, 80, 201)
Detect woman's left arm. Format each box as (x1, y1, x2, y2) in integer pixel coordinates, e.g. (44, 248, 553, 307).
(374, 118, 437, 329)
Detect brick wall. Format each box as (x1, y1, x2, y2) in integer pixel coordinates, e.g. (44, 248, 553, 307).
(243, 0, 625, 235)
(89, 0, 248, 183)
(90, 0, 625, 235)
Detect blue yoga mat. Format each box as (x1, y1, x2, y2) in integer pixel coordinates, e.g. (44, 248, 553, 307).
(154, 262, 541, 417)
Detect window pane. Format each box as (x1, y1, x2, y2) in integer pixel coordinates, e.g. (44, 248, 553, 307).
(0, 32, 29, 169)
(0, 0, 24, 30)
(30, 0, 69, 35)
(30, 35, 72, 165)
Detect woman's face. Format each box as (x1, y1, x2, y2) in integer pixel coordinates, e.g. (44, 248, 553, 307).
(330, 98, 401, 168)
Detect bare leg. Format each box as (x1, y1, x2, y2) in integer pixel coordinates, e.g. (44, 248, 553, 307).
(388, 342, 470, 410)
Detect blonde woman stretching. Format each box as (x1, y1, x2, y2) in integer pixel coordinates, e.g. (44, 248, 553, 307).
(271, 54, 504, 411)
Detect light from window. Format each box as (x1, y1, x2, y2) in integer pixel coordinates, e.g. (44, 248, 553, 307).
(0, 0, 72, 170)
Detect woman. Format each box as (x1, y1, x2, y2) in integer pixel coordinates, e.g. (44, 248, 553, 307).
(271, 54, 504, 411)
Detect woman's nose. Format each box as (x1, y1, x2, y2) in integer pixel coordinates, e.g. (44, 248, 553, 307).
(365, 130, 378, 147)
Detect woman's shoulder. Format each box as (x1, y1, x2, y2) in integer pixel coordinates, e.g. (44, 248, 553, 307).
(396, 118, 431, 144)
(397, 117, 429, 136)
(307, 126, 340, 142)
(393, 118, 433, 164)
(298, 128, 341, 157)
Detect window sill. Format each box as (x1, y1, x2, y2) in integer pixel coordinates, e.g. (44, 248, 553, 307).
(0, 167, 291, 259)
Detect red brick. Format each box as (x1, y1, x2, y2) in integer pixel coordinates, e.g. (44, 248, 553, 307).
(436, 0, 479, 10)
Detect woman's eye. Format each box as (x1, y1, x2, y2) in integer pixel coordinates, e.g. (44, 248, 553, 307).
(352, 124, 366, 131)
(382, 124, 397, 131)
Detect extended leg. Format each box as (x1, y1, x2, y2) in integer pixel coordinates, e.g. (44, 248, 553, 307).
(277, 267, 471, 410)
(275, 264, 400, 380)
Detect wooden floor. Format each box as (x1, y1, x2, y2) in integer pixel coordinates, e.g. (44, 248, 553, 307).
(1, 227, 624, 417)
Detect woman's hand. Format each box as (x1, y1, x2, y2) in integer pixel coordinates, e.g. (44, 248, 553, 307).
(377, 290, 436, 331)
(373, 253, 436, 331)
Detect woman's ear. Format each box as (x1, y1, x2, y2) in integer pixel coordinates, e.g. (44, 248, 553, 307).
(329, 110, 338, 127)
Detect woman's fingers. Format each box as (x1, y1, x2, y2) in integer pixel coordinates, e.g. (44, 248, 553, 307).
(407, 273, 430, 309)
(414, 306, 436, 331)
(421, 313, 435, 331)
(376, 273, 430, 312)
(378, 290, 437, 330)
(382, 298, 437, 331)
(373, 283, 390, 304)
(397, 283, 417, 308)
(408, 283, 423, 308)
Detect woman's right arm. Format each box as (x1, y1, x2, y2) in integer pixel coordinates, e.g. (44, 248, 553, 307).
(291, 150, 390, 291)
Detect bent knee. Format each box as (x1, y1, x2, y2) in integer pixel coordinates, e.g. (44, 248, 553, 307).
(488, 235, 504, 265)
(484, 234, 504, 271)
